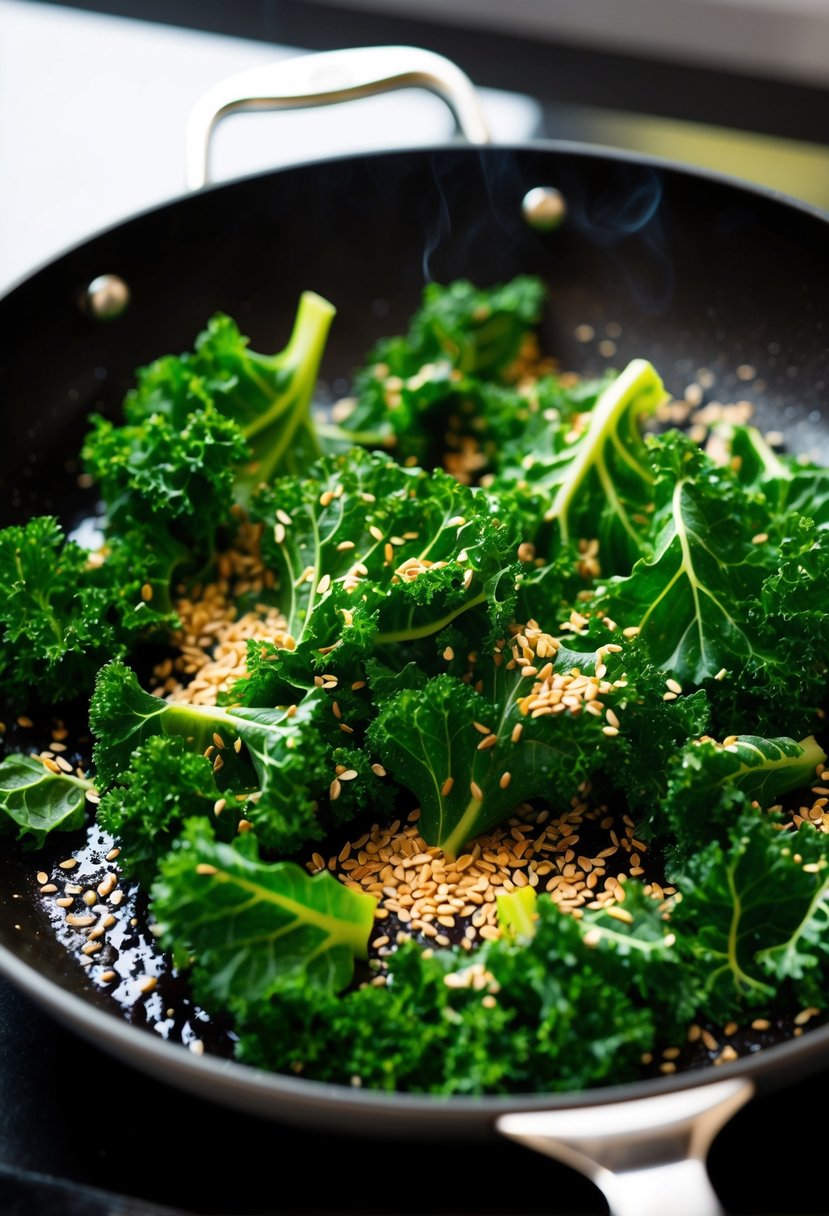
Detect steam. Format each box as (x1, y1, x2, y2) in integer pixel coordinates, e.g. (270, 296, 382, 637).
(562, 164, 674, 315)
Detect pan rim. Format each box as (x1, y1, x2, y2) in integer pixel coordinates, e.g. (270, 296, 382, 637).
(2, 931, 828, 1126)
(1, 135, 827, 305)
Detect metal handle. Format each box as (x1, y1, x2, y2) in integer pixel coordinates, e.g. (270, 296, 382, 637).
(497, 1077, 754, 1216)
(185, 45, 492, 190)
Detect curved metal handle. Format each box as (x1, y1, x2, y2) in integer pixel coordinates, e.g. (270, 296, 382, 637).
(185, 45, 493, 191)
(497, 1077, 754, 1216)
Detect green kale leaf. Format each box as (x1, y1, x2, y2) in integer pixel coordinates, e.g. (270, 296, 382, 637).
(0, 754, 94, 847)
(0, 516, 176, 708)
(241, 447, 519, 699)
(89, 660, 336, 854)
(151, 819, 376, 1002)
(489, 358, 665, 572)
(668, 809, 829, 1019)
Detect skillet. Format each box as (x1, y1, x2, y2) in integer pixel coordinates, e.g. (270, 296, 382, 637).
(1, 46, 828, 1216)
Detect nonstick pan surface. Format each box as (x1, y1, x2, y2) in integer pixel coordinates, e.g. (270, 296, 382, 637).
(1, 138, 829, 1150)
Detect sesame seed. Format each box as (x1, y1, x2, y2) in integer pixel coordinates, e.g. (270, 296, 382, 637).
(665, 677, 683, 695)
(499, 772, 512, 789)
(330, 778, 342, 801)
(443, 646, 455, 661)
(441, 777, 455, 796)
(316, 573, 331, 594)
(470, 780, 484, 801)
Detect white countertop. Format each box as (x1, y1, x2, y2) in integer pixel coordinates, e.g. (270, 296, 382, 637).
(0, 0, 541, 295)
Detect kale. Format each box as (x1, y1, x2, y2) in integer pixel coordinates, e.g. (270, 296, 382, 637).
(1, 272, 828, 1101)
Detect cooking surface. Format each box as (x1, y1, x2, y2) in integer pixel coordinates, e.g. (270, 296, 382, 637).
(2, 5, 829, 1215)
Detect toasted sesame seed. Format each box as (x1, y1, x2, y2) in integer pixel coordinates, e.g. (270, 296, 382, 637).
(470, 781, 484, 801)
(330, 778, 342, 801)
(441, 777, 455, 796)
(443, 646, 455, 661)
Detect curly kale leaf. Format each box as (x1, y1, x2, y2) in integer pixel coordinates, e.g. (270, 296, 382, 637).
(96, 736, 241, 887)
(81, 293, 335, 594)
(0, 516, 176, 708)
(651, 734, 828, 861)
(151, 820, 376, 1004)
(89, 660, 337, 855)
(336, 276, 547, 464)
(0, 754, 95, 848)
(490, 359, 665, 572)
(719, 424, 829, 530)
(366, 636, 633, 857)
(597, 430, 779, 685)
(82, 398, 249, 558)
(240, 447, 520, 699)
(233, 893, 670, 1095)
(668, 809, 829, 1019)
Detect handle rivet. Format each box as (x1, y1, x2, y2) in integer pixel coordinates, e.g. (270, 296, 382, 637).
(522, 186, 567, 230)
(84, 274, 130, 320)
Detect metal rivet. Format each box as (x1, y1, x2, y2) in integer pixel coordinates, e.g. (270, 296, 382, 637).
(84, 274, 130, 320)
(521, 187, 567, 231)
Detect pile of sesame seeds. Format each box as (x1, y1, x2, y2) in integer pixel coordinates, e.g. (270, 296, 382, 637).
(308, 791, 663, 965)
(149, 521, 294, 706)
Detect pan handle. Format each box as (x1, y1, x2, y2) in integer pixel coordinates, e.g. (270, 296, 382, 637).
(496, 1076, 754, 1216)
(185, 45, 492, 191)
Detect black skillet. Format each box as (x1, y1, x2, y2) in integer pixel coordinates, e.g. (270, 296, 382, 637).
(1, 46, 828, 1216)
